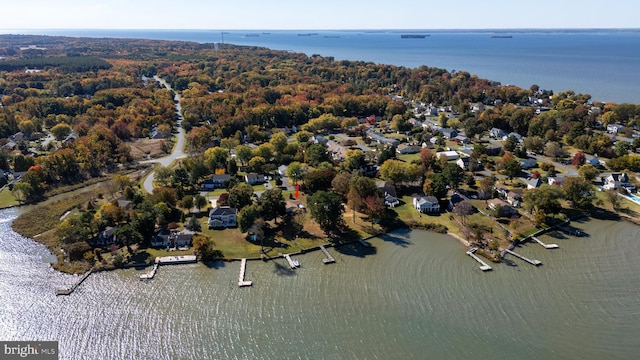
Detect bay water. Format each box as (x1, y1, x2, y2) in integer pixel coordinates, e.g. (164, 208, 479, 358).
(3, 29, 640, 103)
(1, 207, 639, 359)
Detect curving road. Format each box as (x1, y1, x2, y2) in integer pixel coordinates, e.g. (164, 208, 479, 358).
(141, 76, 187, 193)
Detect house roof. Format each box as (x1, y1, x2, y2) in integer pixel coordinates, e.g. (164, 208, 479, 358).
(527, 178, 542, 188)
(212, 174, 232, 182)
(209, 207, 238, 216)
(415, 196, 439, 206)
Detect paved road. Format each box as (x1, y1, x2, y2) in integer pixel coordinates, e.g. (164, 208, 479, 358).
(141, 76, 187, 193)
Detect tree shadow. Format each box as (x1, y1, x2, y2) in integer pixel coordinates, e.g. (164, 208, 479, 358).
(201, 260, 226, 269)
(334, 242, 377, 258)
(378, 229, 412, 247)
(272, 261, 296, 277)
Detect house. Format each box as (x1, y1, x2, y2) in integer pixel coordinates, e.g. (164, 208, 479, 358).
(327, 142, 348, 160)
(245, 173, 266, 185)
(396, 144, 421, 154)
(586, 157, 602, 167)
(377, 181, 399, 208)
(278, 165, 288, 177)
(489, 128, 506, 139)
(151, 229, 195, 248)
(527, 177, 543, 189)
(456, 157, 470, 170)
(602, 173, 634, 191)
(505, 190, 523, 208)
(607, 124, 624, 134)
(116, 196, 132, 211)
(413, 196, 440, 213)
(471, 103, 485, 112)
(448, 193, 469, 210)
(312, 135, 328, 144)
(454, 135, 470, 144)
(440, 128, 458, 139)
(548, 177, 564, 186)
(487, 198, 517, 216)
(503, 132, 523, 142)
(201, 174, 232, 190)
(520, 158, 538, 170)
(208, 207, 238, 228)
(94, 226, 117, 246)
(436, 150, 459, 161)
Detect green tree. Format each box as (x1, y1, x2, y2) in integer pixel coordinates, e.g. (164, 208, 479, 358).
(308, 191, 344, 235)
(228, 183, 254, 210)
(114, 224, 143, 252)
(344, 149, 366, 171)
(502, 159, 522, 182)
(442, 163, 464, 189)
(304, 143, 331, 167)
(303, 169, 336, 193)
(424, 173, 448, 199)
(259, 189, 286, 222)
(269, 131, 288, 153)
(194, 194, 208, 213)
(186, 215, 201, 232)
(523, 185, 563, 216)
(379, 159, 407, 184)
(50, 123, 72, 141)
(286, 161, 307, 183)
(578, 164, 600, 181)
(238, 204, 262, 232)
(562, 177, 594, 210)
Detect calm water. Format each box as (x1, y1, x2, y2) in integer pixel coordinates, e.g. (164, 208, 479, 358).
(1, 207, 639, 359)
(2, 29, 640, 103)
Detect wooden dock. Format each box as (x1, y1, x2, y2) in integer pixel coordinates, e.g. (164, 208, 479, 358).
(531, 236, 559, 249)
(155, 255, 197, 265)
(238, 258, 252, 287)
(503, 249, 542, 266)
(466, 248, 492, 271)
(55, 270, 93, 295)
(358, 239, 371, 247)
(320, 246, 335, 264)
(283, 254, 299, 269)
(139, 263, 159, 280)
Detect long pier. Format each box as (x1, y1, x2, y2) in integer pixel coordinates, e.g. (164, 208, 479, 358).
(155, 255, 197, 265)
(466, 248, 492, 271)
(319, 246, 335, 264)
(56, 270, 93, 295)
(283, 254, 299, 269)
(139, 263, 159, 280)
(238, 258, 252, 287)
(503, 249, 542, 266)
(531, 236, 559, 249)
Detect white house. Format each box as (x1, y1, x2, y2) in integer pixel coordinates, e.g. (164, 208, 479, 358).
(396, 144, 421, 154)
(487, 198, 517, 216)
(208, 207, 238, 228)
(527, 177, 543, 189)
(602, 173, 634, 191)
(456, 157, 470, 170)
(377, 181, 399, 208)
(607, 124, 624, 134)
(413, 196, 440, 213)
(436, 150, 460, 161)
(489, 128, 506, 139)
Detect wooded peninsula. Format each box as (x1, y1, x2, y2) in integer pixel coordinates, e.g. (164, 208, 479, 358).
(1, 34, 639, 274)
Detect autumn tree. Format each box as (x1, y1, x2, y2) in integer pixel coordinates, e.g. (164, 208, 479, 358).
(50, 123, 72, 141)
(562, 177, 594, 210)
(259, 189, 286, 223)
(228, 183, 254, 210)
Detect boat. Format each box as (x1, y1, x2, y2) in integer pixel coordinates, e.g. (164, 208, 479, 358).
(401, 34, 429, 39)
(324, 35, 340, 38)
(244, 33, 260, 37)
(491, 35, 513, 38)
(292, 259, 300, 267)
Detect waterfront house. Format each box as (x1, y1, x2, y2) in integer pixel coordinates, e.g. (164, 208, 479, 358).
(377, 181, 399, 208)
(244, 173, 266, 185)
(487, 198, 517, 216)
(602, 173, 634, 191)
(151, 229, 195, 248)
(413, 196, 440, 213)
(94, 226, 117, 246)
(208, 207, 238, 228)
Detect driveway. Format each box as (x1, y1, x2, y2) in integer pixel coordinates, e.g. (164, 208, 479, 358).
(141, 76, 187, 193)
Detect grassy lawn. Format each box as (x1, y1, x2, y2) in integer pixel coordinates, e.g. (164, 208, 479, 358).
(397, 153, 421, 163)
(0, 188, 19, 209)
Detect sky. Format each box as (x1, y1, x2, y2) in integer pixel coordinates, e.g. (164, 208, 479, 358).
(2, 0, 639, 30)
